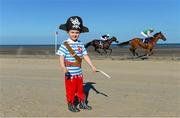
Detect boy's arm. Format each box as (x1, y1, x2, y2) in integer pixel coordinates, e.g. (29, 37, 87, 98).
(59, 56, 68, 74)
(83, 54, 97, 73)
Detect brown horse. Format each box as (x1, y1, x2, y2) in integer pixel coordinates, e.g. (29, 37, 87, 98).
(118, 32, 167, 56)
(85, 36, 119, 55)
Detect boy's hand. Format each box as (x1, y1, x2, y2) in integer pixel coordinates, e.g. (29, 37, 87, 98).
(63, 67, 68, 74)
(92, 66, 97, 73)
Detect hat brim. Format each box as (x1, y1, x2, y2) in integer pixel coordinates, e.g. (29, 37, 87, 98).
(81, 26, 89, 33)
(59, 24, 67, 31)
(59, 24, 89, 33)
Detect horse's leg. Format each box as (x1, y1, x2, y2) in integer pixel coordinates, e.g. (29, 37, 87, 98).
(149, 49, 153, 56)
(129, 48, 133, 56)
(95, 47, 101, 54)
(145, 49, 150, 56)
(94, 47, 97, 52)
(130, 48, 136, 56)
(96, 47, 103, 55)
(109, 48, 112, 55)
(133, 49, 137, 56)
(103, 49, 107, 54)
(98, 49, 103, 55)
(134, 49, 139, 56)
(97, 50, 102, 54)
(135, 52, 139, 56)
(106, 48, 112, 55)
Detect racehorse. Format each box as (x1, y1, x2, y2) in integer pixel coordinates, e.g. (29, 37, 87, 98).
(118, 32, 166, 56)
(85, 36, 119, 55)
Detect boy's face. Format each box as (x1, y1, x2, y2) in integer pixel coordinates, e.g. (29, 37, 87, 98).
(68, 30, 80, 41)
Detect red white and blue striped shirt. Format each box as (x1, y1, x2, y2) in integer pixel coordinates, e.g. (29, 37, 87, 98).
(56, 38, 88, 76)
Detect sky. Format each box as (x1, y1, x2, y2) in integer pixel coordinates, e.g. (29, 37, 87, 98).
(0, 0, 179, 45)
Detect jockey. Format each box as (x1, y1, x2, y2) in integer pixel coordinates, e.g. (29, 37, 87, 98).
(100, 34, 110, 47)
(140, 28, 154, 43)
(100, 34, 110, 41)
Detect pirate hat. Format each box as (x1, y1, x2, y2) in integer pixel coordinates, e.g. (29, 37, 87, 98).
(59, 16, 89, 33)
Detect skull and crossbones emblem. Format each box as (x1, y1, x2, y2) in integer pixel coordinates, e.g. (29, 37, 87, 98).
(70, 18, 81, 29)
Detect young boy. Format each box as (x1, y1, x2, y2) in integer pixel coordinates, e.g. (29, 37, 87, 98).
(56, 16, 97, 112)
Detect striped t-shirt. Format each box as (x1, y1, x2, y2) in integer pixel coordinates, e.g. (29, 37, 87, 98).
(56, 38, 88, 76)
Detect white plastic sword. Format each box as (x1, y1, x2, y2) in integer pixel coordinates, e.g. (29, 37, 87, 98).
(96, 69, 111, 79)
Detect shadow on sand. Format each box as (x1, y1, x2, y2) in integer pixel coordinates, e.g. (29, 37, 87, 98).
(74, 82, 108, 106)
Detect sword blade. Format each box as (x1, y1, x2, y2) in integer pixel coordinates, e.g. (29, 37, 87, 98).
(96, 69, 111, 79)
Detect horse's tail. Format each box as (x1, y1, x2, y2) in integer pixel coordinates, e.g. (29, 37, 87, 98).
(118, 40, 130, 47)
(85, 42, 92, 48)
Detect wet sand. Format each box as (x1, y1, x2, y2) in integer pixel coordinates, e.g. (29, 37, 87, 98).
(0, 45, 180, 61)
(0, 57, 179, 117)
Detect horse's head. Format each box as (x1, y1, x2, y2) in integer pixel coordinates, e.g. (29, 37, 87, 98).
(111, 36, 119, 43)
(154, 32, 167, 41)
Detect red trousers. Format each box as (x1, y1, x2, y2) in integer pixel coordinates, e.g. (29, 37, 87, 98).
(65, 74, 85, 105)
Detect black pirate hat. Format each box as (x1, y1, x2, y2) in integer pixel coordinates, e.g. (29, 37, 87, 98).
(59, 16, 89, 33)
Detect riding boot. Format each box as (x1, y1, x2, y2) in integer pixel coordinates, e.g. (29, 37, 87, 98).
(145, 43, 149, 48)
(100, 41, 103, 48)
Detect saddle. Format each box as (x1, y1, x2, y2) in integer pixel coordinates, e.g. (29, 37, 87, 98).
(142, 37, 152, 43)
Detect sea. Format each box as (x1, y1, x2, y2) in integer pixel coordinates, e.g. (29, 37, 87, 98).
(0, 43, 179, 55)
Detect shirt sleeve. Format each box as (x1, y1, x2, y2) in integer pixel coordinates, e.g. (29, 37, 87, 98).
(56, 44, 67, 56)
(147, 31, 151, 37)
(82, 44, 88, 56)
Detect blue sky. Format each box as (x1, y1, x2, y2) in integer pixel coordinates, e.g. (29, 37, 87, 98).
(0, 0, 179, 44)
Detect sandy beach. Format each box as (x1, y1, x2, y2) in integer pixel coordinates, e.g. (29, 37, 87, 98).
(1, 0, 179, 116)
(0, 56, 179, 117)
